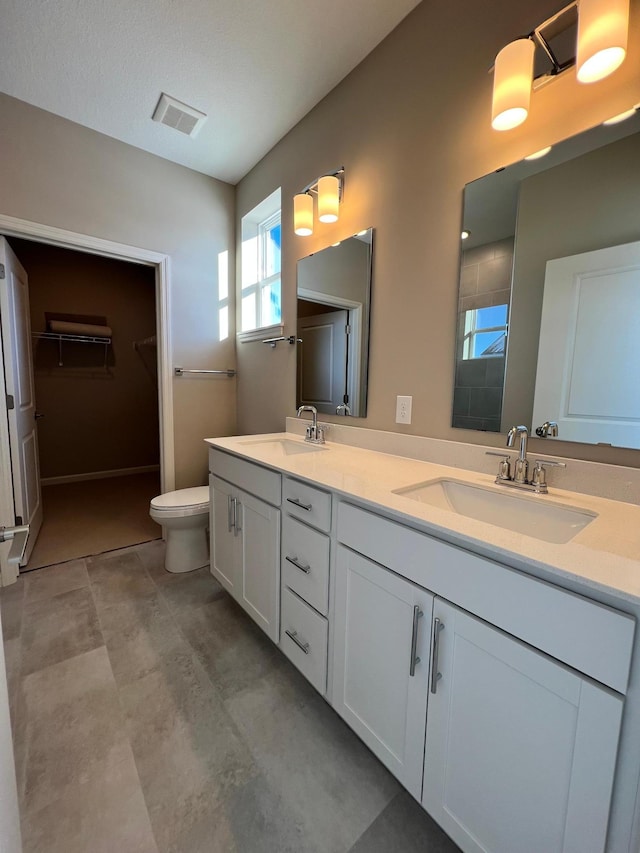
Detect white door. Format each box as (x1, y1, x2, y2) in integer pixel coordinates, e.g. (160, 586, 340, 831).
(332, 546, 434, 799)
(532, 240, 640, 447)
(0, 237, 42, 565)
(297, 310, 348, 415)
(235, 487, 280, 643)
(423, 598, 623, 853)
(209, 475, 239, 594)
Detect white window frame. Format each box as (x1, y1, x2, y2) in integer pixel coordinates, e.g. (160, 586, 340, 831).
(238, 189, 283, 342)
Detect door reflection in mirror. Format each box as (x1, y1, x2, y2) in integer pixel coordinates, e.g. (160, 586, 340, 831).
(296, 230, 373, 418)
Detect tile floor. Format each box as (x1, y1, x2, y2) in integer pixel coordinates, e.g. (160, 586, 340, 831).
(2, 541, 461, 853)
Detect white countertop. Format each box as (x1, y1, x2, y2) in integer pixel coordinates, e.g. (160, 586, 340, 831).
(206, 432, 640, 607)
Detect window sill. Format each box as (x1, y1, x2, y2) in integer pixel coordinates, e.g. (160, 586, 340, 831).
(237, 323, 284, 344)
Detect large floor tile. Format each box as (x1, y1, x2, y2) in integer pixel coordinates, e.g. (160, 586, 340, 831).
(155, 566, 224, 617)
(226, 668, 400, 852)
(21, 749, 158, 853)
(176, 592, 288, 699)
(119, 645, 256, 853)
(20, 587, 103, 676)
(23, 559, 89, 604)
(98, 591, 186, 687)
(88, 549, 156, 609)
(22, 647, 132, 814)
(348, 790, 461, 852)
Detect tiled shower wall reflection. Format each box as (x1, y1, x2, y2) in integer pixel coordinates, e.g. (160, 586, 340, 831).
(453, 238, 513, 432)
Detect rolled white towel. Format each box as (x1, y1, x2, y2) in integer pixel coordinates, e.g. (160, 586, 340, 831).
(48, 320, 112, 338)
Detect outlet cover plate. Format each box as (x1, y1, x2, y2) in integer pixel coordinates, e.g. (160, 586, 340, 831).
(396, 395, 412, 424)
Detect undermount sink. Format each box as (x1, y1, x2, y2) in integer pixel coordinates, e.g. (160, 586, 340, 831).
(239, 438, 327, 456)
(393, 478, 597, 544)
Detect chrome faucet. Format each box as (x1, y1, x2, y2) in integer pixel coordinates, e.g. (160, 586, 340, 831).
(507, 425, 529, 484)
(297, 405, 325, 444)
(486, 423, 566, 494)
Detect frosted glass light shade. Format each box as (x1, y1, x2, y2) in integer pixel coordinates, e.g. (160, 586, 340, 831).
(294, 193, 313, 236)
(317, 175, 340, 223)
(577, 0, 629, 83)
(492, 38, 535, 131)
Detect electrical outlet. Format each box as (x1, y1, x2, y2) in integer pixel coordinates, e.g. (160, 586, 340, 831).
(395, 395, 412, 425)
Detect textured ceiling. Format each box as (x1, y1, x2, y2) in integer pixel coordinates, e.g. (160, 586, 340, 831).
(1, 0, 420, 183)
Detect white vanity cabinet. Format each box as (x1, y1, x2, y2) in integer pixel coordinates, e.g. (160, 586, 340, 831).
(332, 545, 434, 798)
(279, 477, 332, 694)
(423, 598, 623, 853)
(208, 450, 281, 643)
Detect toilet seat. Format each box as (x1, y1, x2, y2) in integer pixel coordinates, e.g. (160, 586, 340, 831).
(150, 486, 209, 518)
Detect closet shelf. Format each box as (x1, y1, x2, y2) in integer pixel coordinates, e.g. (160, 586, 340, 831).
(32, 331, 112, 368)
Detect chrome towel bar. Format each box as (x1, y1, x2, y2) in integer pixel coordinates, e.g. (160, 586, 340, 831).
(174, 367, 236, 377)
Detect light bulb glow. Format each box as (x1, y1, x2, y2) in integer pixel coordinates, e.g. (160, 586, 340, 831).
(577, 0, 629, 83)
(293, 193, 313, 236)
(491, 38, 535, 131)
(317, 175, 340, 223)
(461, 230, 470, 240)
(524, 146, 552, 161)
(603, 108, 637, 125)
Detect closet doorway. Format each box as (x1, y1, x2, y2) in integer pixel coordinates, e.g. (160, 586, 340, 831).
(0, 232, 169, 576)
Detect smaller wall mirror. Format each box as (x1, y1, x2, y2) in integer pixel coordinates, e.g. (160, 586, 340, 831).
(296, 229, 373, 417)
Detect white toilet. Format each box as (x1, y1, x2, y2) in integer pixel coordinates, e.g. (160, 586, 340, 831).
(149, 486, 210, 573)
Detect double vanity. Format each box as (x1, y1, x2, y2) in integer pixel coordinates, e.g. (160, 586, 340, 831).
(206, 425, 640, 853)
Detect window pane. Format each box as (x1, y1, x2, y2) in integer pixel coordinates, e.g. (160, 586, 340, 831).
(265, 223, 281, 277)
(242, 293, 257, 332)
(260, 279, 281, 327)
(474, 331, 506, 357)
(476, 304, 508, 329)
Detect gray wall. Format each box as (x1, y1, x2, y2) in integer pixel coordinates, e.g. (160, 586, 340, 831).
(503, 132, 640, 431)
(235, 0, 640, 468)
(13, 240, 159, 479)
(0, 93, 236, 488)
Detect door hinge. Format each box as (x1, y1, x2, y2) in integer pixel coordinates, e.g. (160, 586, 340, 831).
(14, 515, 22, 526)
(0, 263, 5, 279)
(343, 394, 349, 404)
(345, 324, 351, 335)
(6, 394, 14, 410)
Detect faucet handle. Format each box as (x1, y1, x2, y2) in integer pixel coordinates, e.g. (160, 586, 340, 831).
(534, 459, 566, 468)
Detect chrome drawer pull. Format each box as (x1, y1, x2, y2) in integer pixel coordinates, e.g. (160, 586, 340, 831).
(430, 618, 444, 694)
(227, 494, 234, 532)
(285, 629, 310, 654)
(285, 555, 311, 574)
(233, 498, 242, 536)
(409, 605, 423, 677)
(287, 497, 312, 511)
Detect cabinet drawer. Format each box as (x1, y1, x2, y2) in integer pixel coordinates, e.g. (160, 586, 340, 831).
(283, 477, 331, 532)
(282, 516, 330, 615)
(280, 587, 328, 694)
(338, 502, 635, 694)
(209, 447, 281, 506)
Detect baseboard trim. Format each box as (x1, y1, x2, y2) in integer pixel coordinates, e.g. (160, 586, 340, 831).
(41, 465, 161, 486)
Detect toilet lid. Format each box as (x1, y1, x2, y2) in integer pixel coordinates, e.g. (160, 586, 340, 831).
(150, 486, 209, 511)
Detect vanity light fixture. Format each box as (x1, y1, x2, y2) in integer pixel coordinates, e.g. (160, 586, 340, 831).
(524, 146, 553, 160)
(461, 230, 471, 240)
(491, 0, 630, 131)
(293, 168, 345, 236)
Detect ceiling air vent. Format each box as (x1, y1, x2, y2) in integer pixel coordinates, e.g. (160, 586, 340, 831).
(152, 93, 207, 137)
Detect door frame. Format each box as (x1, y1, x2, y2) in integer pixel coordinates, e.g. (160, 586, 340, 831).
(297, 287, 363, 414)
(0, 214, 174, 585)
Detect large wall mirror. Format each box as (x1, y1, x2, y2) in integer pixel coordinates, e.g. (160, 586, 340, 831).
(452, 109, 640, 449)
(296, 229, 373, 417)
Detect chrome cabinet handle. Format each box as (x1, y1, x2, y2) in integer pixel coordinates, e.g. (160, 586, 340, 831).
(285, 555, 311, 574)
(286, 497, 312, 511)
(234, 499, 242, 535)
(430, 618, 444, 694)
(285, 629, 310, 654)
(409, 605, 423, 677)
(227, 495, 234, 532)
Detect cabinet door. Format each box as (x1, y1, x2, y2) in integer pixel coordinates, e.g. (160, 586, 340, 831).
(209, 475, 239, 594)
(423, 599, 623, 853)
(235, 487, 281, 643)
(332, 546, 434, 799)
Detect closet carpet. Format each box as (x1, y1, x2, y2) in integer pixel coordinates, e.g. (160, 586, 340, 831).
(26, 472, 161, 571)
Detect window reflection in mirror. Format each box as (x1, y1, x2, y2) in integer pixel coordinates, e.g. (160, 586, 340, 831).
(452, 108, 640, 448)
(296, 230, 373, 418)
